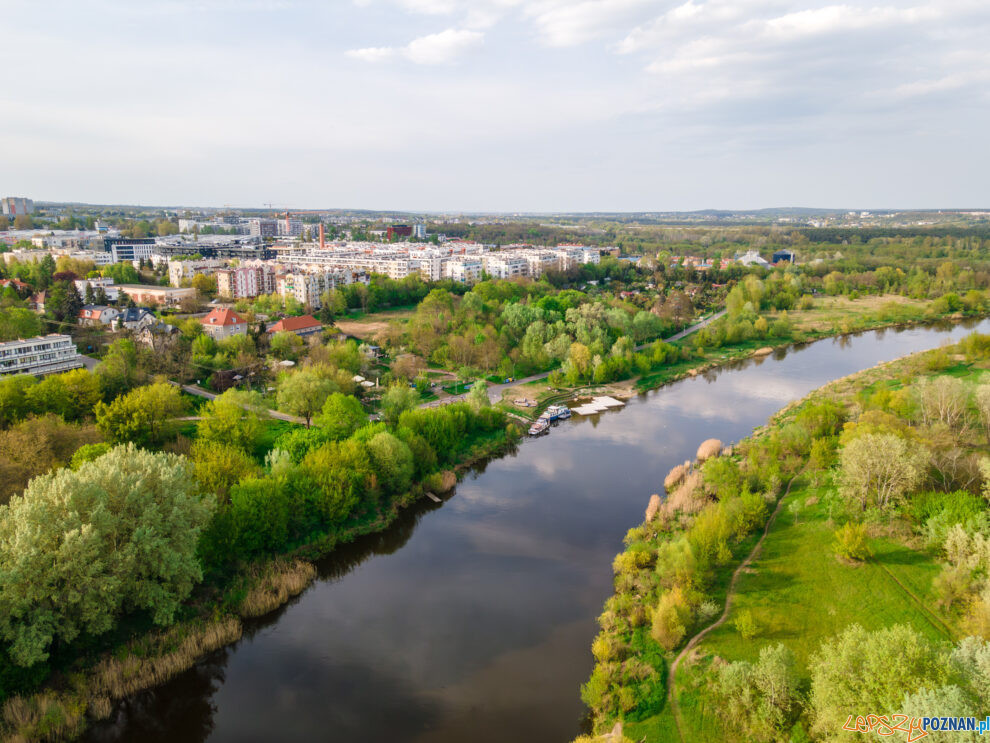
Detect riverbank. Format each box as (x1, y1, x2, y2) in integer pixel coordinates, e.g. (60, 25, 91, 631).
(0, 424, 520, 743)
(500, 306, 987, 423)
(579, 332, 990, 742)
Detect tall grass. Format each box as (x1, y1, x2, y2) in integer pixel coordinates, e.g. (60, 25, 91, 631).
(1, 694, 84, 743)
(239, 560, 317, 619)
(90, 618, 243, 701)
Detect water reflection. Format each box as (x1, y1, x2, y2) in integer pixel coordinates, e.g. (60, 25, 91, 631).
(83, 319, 990, 743)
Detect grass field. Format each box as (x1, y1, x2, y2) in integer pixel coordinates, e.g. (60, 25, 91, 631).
(779, 294, 931, 333)
(334, 307, 415, 339)
(625, 476, 957, 743)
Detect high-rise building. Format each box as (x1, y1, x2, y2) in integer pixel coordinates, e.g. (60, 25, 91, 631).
(248, 218, 277, 238)
(1, 197, 34, 216)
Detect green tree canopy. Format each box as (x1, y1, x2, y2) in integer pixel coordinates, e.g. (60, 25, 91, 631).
(0, 444, 214, 666)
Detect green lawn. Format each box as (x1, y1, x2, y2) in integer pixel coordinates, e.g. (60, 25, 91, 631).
(628, 481, 955, 743)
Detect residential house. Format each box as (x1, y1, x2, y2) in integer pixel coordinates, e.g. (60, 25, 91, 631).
(267, 314, 323, 338)
(114, 307, 157, 332)
(200, 307, 247, 340)
(77, 305, 119, 326)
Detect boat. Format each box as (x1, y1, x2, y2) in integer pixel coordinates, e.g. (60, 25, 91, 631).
(539, 404, 572, 422)
(528, 419, 549, 436)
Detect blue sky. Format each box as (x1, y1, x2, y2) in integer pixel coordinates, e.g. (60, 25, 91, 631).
(1, 0, 988, 211)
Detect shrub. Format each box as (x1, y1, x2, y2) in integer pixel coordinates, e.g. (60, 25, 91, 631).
(651, 587, 692, 650)
(834, 521, 873, 562)
(734, 609, 758, 640)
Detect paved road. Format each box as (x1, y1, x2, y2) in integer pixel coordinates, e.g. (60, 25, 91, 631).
(174, 382, 308, 425)
(483, 309, 727, 403)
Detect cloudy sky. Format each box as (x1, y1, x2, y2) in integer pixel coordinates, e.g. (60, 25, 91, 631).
(1, 0, 988, 211)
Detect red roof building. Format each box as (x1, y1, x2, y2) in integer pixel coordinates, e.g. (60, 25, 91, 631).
(268, 314, 323, 337)
(200, 307, 247, 339)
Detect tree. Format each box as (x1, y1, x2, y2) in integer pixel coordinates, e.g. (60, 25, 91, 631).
(467, 379, 490, 411)
(94, 382, 186, 447)
(316, 392, 366, 441)
(276, 368, 338, 427)
(366, 431, 414, 495)
(96, 338, 142, 400)
(651, 586, 692, 650)
(0, 307, 44, 342)
(190, 440, 261, 501)
(0, 444, 214, 666)
(0, 415, 102, 506)
(191, 273, 216, 296)
(380, 383, 419, 426)
(47, 280, 82, 322)
(196, 389, 267, 452)
(914, 376, 968, 429)
(270, 330, 304, 360)
(716, 644, 800, 742)
(809, 624, 951, 741)
(839, 432, 925, 511)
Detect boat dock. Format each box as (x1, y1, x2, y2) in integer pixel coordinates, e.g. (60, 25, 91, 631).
(571, 396, 626, 416)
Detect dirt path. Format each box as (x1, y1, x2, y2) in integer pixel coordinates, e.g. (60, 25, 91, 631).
(666, 471, 800, 743)
(877, 563, 954, 640)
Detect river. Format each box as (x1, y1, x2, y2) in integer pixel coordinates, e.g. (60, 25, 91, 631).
(84, 319, 990, 743)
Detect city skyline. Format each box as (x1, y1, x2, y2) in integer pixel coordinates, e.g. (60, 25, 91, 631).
(2, 0, 988, 212)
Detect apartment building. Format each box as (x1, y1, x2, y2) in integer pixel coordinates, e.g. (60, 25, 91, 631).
(168, 259, 228, 287)
(74, 277, 119, 301)
(443, 257, 483, 284)
(276, 269, 368, 309)
(215, 262, 277, 299)
(554, 245, 601, 269)
(0, 334, 82, 376)
(482, 254, 529, 280)
(280, 251, 414, 281)
(513, 249, 561, 278)
(248, 218, 278, 238)
(1, 197, 34, 216)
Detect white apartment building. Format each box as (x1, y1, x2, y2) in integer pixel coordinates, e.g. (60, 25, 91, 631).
(280, 251, 414, 281)
(278, 219, 304, 237)
(513, 249, 561, 278)
(409, 250, 443, 282)
(443, 257, 483, 284)
(554, 246, 601, 269)
(0, 334, 83, 376)
(482, 254, 530, 280)
(168, 259, 228, 287)
(277, 269, 368, 309)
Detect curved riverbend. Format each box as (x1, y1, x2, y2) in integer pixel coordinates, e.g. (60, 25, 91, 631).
(84, 319, 990, 743)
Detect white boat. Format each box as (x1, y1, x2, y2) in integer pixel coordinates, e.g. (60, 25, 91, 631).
(528, 419, 549, 436)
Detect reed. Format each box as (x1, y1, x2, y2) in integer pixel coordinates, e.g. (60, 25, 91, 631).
(90, 618, 243, 701)
(663, 464, 687, 491)
(1, 693, 84, 743)
(239, 560, 317, 619)
(696, 438, 723, 462)
(645, 494, 661, 522)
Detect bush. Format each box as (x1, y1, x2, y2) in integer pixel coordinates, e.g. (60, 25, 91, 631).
(733, 609, 758, 640)
(651, 587, 692, 650)
(834, 521, 872, 562)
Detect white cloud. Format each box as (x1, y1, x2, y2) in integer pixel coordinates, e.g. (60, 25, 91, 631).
(521, 0, 658, 47)
(405, 27, 484, 63)
(345, 46, 395, 62)
(347, 27, 483, 64)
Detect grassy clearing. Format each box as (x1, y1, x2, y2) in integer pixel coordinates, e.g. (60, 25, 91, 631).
(783, 294, 930, 333)
(334, 307, 415, 339)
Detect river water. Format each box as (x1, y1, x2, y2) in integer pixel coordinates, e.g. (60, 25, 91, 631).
(84, 319, 990, 743)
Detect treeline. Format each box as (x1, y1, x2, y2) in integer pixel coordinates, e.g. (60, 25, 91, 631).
(580, 333, 990, 741)
(0, 336, 519, 703)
